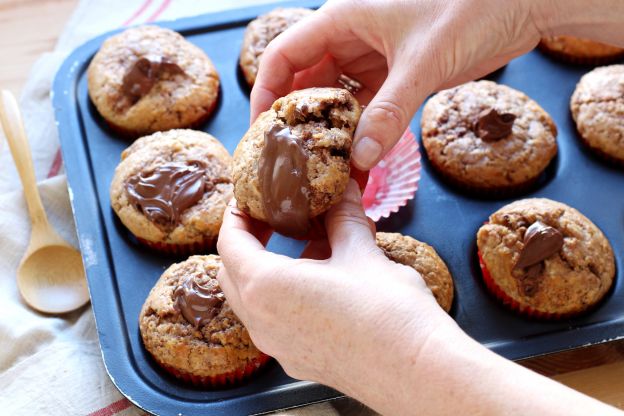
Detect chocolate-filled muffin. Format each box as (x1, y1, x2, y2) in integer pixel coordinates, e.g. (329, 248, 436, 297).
(239, 8, 314, 87)
(376, 232, 454, 312)
(88, 26, 220, 137)
(421, 81, 558, 194)
(232, 87, 362, 238)
(139, 255, 269, 386)
(110, 129, 232, 253)
(477, 198, 615, 319)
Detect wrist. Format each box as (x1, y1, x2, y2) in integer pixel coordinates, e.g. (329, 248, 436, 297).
(530, 0, 624, 40)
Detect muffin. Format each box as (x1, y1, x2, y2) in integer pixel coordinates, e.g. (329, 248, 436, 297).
(421, 80, 558, 194)
(110, 129, 232, 253)
(239, 8, 314, 87)
(232, 87, 362, 238)
(139, 255, 269, 386)
(476, 198, 615, 319)
(539, 36, 624, 65)
(570, 64, 624, 165)
(376, 232, 454, 312)
(88, 26, 220, 137)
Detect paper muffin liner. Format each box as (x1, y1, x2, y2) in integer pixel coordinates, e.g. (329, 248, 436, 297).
(157, 353, 271, 388)
(104, 97, 219, 139)
(477, 250, 586, 320)
(363, 128, 421, 221)
(537, 41, 624, 66)
(136, 236, 216, 255)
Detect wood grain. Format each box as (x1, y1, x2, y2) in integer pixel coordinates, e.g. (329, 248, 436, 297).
(1, 0, 623, 411)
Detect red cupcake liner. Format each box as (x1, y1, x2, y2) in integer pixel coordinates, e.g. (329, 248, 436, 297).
(363, 128, 421, 221)
(136, 236, 216, 255)
(157, 353, 271, 388)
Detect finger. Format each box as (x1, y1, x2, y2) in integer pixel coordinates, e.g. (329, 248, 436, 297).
(292, 54, 342, 90)
(216, 266, 247, 323)
(351, 61, 431, 170)
(226, 199, 273, 247)
(251, 11, 334, 122)
(325, 179, 379, 260)
(217, 203, 281, 285)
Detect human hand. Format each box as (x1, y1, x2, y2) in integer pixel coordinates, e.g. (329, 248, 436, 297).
(217, 179, 458, 389)
(251, 0, 544, 170)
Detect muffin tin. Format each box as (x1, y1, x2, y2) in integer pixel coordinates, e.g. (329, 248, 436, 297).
(52, 1, 623, 415)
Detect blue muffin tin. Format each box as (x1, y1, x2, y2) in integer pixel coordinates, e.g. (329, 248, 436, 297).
(52, 1, 623, 415)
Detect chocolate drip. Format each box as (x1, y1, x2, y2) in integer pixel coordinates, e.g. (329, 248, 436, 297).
(258, 124, 310, 237)
(121, 56, 184, 103)
(515, 221, 564, 269)
(126, 162, 208, 226)
(173, 276, 225, 328)
(475, 108, 516, 142)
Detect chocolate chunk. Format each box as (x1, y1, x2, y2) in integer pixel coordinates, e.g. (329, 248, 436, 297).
(126, 161, 208, 226)
(173, 276, 225, 328)
(475, 108, 516, 142)
(121, 56, 184, 103)
(258, 124, 310, 237)
(515, 221, 564, 270)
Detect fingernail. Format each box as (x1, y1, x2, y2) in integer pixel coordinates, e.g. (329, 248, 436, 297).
(353, 137, 382, 170)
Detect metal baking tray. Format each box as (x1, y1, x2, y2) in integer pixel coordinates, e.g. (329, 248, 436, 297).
(52, 1, 623, 415)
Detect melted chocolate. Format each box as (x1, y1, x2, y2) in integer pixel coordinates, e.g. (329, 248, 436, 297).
(126, 162, 208, 226)
(121, 56, 184, 103)
(173, 276, 225, 328)
(515, 221, 564, 270)
(475, 109, 516, 142)
(258, 124, 310, 237)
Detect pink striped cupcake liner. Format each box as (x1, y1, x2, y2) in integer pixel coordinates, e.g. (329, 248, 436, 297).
(362, 128, 421, 222)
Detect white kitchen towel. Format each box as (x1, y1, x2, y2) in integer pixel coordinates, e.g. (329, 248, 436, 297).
(0, 0, 376, 414)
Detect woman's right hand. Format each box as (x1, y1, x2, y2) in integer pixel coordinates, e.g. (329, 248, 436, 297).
(252, 0, 545, 171)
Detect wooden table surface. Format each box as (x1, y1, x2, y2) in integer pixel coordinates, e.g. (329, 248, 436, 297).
(1, 0, 623, 411)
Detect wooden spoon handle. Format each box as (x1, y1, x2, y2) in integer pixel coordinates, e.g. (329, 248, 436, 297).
(0, 90, 49, 228)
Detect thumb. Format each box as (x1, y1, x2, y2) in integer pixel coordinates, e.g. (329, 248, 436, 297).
(351, 63, 429, 170)
(325, 179, 379, 260)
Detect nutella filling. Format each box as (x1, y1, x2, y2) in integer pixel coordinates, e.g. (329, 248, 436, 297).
(173, 276, 225, 328)
(121, 56, 184, 103)
(515, 221, 564, 270)
(258, 124, 310, 237)
(126, 161, 209, 226)
(475, 108, 516, 142)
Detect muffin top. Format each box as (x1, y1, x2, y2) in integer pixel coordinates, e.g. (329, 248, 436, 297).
(570, 65, 624, 162)
(421, 81, 558, 191)
(239, 8, 314, 86)
(540, 36, 624, 60)
(376, 232, 454, 312)
(477, 198, 615, 315)
(88, 26, 220, 135)
(232, 87, 361, 237)
(110, 129, 232, 245)
(139, 255, 262, 377)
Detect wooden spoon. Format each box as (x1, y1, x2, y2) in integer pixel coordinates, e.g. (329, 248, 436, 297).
(0, 90, 89, 314)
